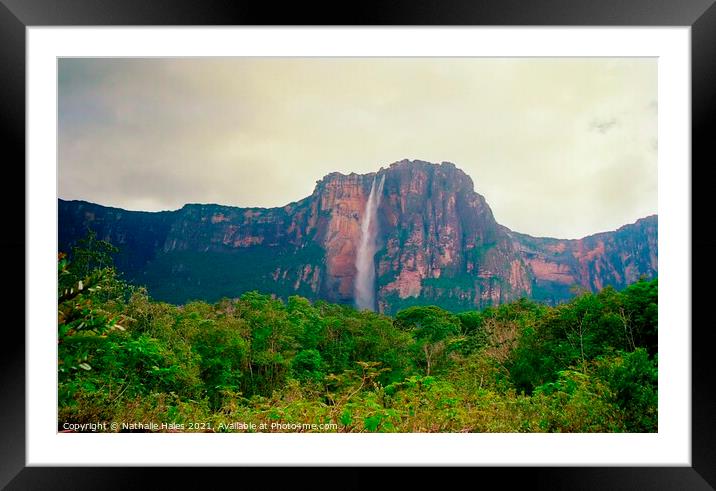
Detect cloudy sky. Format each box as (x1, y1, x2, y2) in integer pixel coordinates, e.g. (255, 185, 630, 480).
(58, 57, 656, 239)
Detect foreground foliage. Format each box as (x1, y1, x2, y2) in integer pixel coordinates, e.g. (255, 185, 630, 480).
(58, 234, 658, 432)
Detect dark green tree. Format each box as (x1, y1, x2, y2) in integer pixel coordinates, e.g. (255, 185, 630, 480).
(395, 306, 461, 375)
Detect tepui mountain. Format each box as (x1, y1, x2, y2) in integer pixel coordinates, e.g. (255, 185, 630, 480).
(58, 159, 657, 314)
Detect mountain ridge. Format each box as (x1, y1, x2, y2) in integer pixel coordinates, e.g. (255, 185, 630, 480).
(501, 214, 658, 243)
(59, 197, 656, 241)
(58, 159, 657, 313)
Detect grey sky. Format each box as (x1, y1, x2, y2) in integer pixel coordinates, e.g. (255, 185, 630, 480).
(58, 57, 657, 239)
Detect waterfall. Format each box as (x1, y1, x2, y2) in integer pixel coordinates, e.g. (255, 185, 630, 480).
(354, 174, 385, 311)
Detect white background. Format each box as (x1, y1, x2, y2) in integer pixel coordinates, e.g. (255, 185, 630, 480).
(27, 27, 691, 466)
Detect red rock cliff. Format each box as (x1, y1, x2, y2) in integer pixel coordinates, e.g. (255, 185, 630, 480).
(58, 159, 657, 312)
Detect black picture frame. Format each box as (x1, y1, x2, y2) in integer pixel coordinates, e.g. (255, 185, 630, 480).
(3, 0, 714, 488)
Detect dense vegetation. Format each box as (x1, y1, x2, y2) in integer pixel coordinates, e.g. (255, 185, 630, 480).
(58, 231, 658, 432)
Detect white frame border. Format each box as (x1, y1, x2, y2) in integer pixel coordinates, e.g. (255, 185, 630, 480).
(27, 26, 690, 466)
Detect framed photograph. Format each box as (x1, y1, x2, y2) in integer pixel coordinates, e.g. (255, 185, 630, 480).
(5, 0, 714, 487)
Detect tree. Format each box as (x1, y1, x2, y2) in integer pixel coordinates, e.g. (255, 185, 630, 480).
(395, 306, 461, 375)
(596, 348, 658, 432)
(61, 228, 118, 287)
(292, 349, 325, 381)
(621, 279, 658, 355)
(57, 232, 130, 412)
(192, 318, 248, 409)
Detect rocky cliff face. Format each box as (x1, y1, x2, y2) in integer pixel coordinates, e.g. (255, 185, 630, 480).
(371, 160, 532, 312)
(507, 215, 658, 303)
(58, 160, 657, 314)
